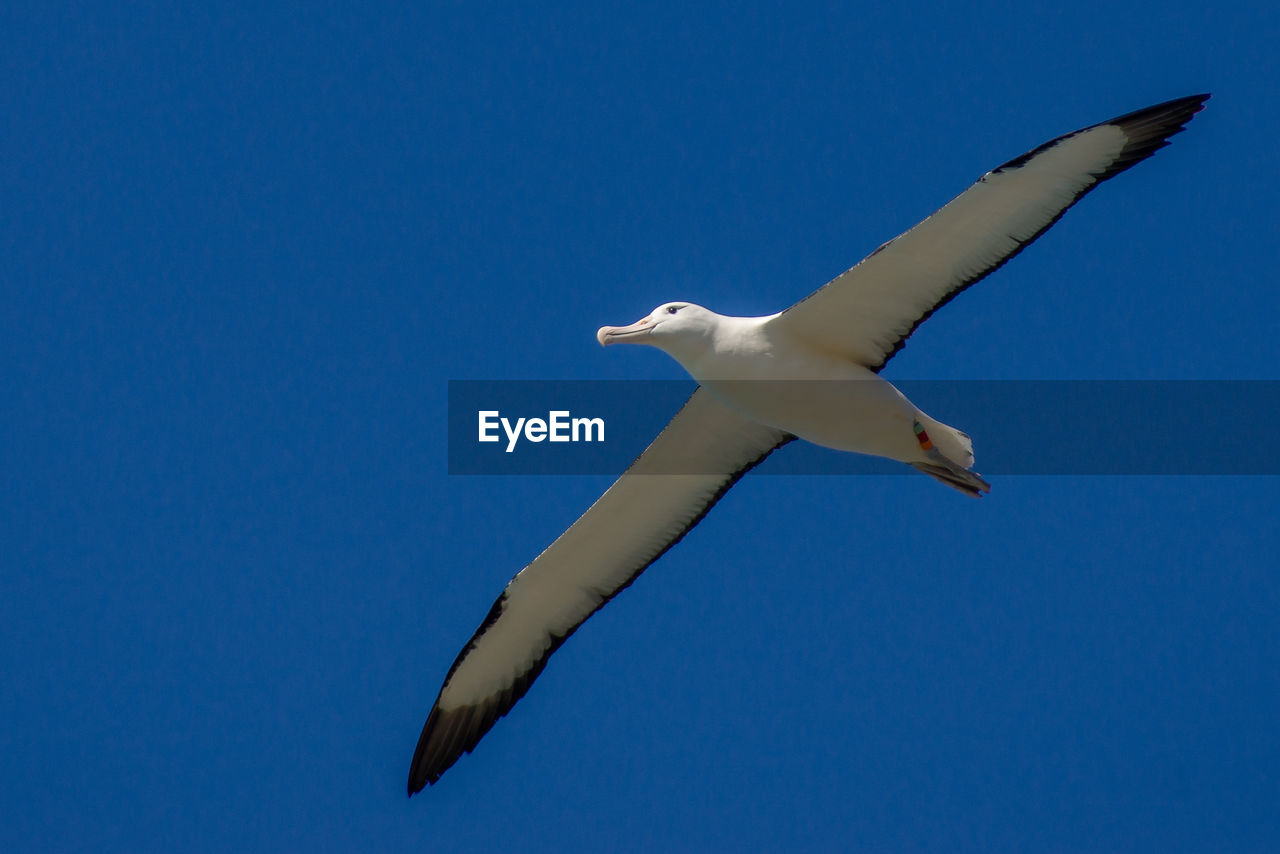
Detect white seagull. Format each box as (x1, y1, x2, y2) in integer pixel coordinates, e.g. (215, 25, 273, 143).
(409, 94, 1208, 793)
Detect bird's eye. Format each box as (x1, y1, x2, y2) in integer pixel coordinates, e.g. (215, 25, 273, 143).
(666, 306, 679, 314)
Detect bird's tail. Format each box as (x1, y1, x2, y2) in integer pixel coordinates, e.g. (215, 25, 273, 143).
(910, 418, 989, 497)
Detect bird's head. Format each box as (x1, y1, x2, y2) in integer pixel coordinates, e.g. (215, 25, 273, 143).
(596, 303, 719, 357)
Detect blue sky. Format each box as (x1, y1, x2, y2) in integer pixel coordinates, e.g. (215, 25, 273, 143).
(4, 2, 1279, 851)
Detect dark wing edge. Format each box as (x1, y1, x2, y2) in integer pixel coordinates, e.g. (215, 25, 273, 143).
(867, 93, 1209, 371)
(407, 393, 794, 794)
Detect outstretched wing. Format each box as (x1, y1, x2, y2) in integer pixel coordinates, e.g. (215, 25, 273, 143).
(770, 94, 1209, 371)
(408, 388, 792, 793)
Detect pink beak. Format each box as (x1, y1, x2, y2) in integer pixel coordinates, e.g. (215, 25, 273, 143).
(596, 317, 652, 346)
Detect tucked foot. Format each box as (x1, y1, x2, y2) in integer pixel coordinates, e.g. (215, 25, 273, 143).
(911, 420, 990, 497)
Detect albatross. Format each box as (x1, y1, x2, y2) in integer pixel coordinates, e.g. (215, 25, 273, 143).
(408, 94, 1209, 793)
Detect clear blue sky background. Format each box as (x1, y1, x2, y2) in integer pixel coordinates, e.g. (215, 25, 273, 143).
(4, 2, 1278, 851)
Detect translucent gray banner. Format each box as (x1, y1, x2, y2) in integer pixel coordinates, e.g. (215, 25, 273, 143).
(448, 380, 1280, 475)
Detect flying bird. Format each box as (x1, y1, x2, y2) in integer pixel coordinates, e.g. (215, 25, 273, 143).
(409, 94, 1209, 793)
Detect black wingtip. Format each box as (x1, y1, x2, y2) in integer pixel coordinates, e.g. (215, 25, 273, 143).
(992, 93, 1210, 176)
(407, 704, 458, 794)
(406, 667, 542, 793)
(1110, 92, 1211, 136)
(1118, 92, 1211, 119)
(1084, 93, 1210, 181)
(407, 704, 450, 795)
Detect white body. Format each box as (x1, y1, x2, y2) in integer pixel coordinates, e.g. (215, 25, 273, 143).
(600, 308, 975, 468)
